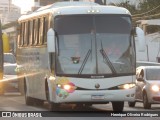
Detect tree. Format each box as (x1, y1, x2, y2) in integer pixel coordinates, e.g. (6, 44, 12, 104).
(138, 0, 160, 19)
(117, 1, 138, 15)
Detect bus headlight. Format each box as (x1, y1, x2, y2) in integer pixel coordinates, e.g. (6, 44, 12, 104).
(151, 85, 159, 92)
(57, 82, 77, 93)
(118, 83, 135, 89)
(63, 84, 71, 91)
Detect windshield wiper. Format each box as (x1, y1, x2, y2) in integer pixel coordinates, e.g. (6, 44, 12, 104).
(78, 49, 91, 74)
(100, 40, 116, 74)
(100, 49, 117, 74)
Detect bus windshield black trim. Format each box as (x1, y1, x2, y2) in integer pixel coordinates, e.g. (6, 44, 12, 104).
(55, 73, 135, 78)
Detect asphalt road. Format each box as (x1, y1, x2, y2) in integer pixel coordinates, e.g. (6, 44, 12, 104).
(0, 95, 160, 120)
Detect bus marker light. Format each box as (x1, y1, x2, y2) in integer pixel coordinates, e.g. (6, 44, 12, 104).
(57, 84, 61, 87)
(87, 10, 91, 13)
(96, 10, 100, 13)
(49, 76, 55, 80)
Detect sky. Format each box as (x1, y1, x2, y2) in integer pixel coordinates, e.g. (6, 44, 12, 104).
(12, 0, 138, 13)
(12, 0, 34, 13)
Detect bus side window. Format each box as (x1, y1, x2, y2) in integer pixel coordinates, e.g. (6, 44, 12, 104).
(33, 19, 38, 45)
(21, 22, 25, 46)
(18, 23, 23, 46)
(43, 16, 48, 44)
(36, 18, 40, 45)
(29, 20, 33, 45)
(32, 19, 36, 45)
(37, 18, 40, 45)
(38, 18, 44, 45)
(23, 21, 29, 46)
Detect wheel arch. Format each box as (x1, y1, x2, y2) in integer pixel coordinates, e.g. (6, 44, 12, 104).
(24, 76, 29, 96)
(45, 77, 53, 102)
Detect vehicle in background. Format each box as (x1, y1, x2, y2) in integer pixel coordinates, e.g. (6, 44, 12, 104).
(3, 63, 20, 94)
(128, 66, 160, 109)
(136, 19, 160, 63)
(17, 1, 145, 111)
(2, 33, 10, 53)
(4, 53, 16, 64)
(136, 61, 160, 67)
(3, 53, 18, 94)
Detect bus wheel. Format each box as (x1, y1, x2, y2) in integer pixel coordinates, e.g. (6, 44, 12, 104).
(24, 80, 34, 106)
(49, 103, 60, 111)
(143, 92, 151, 109)
(112, 102, 124, 111)
(75, 104, 83, 109)
(35, 99, 44, 106)
(128, 101, 136, 107)
(84, 103, 92, 107)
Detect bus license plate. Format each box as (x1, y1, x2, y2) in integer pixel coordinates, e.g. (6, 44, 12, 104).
(91, 95, 105, 100)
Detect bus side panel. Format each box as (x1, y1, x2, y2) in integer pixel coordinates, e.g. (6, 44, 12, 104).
(17, 47, 49, 100)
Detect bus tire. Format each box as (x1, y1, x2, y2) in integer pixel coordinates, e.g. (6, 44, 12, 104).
(84, 103, 92, 107)
(143, 92, 151, 109)
(49, 103, 60, 111)
(128, 101, 136, 107)
(112, 102, 124, 111)
(34, 99, 44, 106)
(24, 79, 34, 106)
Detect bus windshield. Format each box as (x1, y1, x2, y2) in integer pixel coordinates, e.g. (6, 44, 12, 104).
(54, 15, 135, 77)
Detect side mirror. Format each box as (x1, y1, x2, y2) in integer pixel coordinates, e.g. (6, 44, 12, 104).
(137, 77, 144, 82)
(47, 28, 55, 53)
(136, 27, 145, 52)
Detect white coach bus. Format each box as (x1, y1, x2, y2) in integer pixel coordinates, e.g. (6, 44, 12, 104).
(17, 1, 145, 111)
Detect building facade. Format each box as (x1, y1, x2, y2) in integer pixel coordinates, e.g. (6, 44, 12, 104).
(0, 0, 20, 24)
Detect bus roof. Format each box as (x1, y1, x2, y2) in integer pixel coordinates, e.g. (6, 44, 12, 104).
(36, 1, 99, 12)
(19, 1, 131, 21)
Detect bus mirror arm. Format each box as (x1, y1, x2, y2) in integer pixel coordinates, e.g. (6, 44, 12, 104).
(48, 53, 53, 73)
(47, 28, 55, 53)
(135, 27, 145, 52)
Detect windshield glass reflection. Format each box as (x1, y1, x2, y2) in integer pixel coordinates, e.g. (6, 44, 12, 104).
(54, 15, 134, 77)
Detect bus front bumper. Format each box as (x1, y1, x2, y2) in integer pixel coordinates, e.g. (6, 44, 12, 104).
(53, 88, 135, 103)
